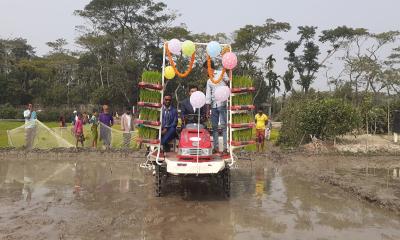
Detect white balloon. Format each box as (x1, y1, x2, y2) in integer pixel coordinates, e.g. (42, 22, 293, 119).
(168, 39, 182, 55)
(190, 91, 206, 109)
(215, 86, 231, 102)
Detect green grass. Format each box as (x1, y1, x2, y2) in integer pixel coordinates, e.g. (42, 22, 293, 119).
(0, 121, 59, 147)
(0, 121, 135, 148)
(243, 128, 280, 152)
(0, 121, 25, 147)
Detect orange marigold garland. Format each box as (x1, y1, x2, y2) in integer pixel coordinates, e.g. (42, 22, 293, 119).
(165, 43, 195, 78)
(207, 55, 227, 84)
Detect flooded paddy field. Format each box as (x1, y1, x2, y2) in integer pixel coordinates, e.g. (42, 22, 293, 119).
(1, 150, 400, 240)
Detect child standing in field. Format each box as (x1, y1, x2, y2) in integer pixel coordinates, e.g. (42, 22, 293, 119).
(74, 113, 84, 148)
(89, 110, 99, 148)
(255, 108, 268, 153)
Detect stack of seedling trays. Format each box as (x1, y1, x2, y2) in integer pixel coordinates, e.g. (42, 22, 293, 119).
(136, 71, 162, 145)
(230, 76, 256, 148)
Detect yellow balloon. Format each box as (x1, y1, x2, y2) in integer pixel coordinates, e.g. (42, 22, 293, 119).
(164, 66, 175, 80)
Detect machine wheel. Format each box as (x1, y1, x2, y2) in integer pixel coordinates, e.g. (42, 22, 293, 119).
(222, 166, 231, 198)
(154, 164, 165, 197)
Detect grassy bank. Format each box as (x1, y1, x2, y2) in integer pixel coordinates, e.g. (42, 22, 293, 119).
(0, 121, 125, 147)
(0, 121, 280, 150)
(0, 121, 60, 147)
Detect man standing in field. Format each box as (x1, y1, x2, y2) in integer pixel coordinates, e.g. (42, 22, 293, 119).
(23, 103, 37, 149)
(99, 105, 114, 149)
(204, 60, 229, 154)
(255, 108, 268, 152)
(120, 108, 133, 149)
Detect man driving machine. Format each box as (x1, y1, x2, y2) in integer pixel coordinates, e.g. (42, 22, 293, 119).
(180, 85, 206, 127)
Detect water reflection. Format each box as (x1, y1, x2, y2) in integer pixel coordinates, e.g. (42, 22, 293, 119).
(1, 160, 400, 240)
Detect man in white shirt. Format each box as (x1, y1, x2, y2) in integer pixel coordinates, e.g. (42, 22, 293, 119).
(204, 60, 230, 154)
(23, 103, 37, 149)
(120, 108, 133, 149)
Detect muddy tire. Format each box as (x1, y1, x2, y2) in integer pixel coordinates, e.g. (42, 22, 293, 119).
(154, 164, 164, 197)
(222, 166, 231, 198)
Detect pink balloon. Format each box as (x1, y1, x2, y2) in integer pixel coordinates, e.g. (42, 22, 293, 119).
(168, 39, 182, 55)
(222, 52, 238, 70)
(190, 91, 206, 109)
(215, 86, 231, 102)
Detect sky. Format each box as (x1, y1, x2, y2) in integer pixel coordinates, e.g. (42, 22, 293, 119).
(1, 0, 399, 90)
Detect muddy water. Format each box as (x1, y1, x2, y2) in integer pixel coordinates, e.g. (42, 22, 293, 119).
(1, 159, 400, 240)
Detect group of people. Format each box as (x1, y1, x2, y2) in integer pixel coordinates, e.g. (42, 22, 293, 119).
(22, 59, 271, 151)
(159, 60, 230, 154)
(23, 103, 134, 149)
(160, 60, 272, 153)
(70, 105, 134, 149)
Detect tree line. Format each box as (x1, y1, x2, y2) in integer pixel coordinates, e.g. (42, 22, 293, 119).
(0, 0, 399, 117)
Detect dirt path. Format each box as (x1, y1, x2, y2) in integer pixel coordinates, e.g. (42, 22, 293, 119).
(1, 149, 400, 240)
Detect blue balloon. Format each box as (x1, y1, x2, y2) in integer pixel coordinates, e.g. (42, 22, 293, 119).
(207, 41, 221, 58)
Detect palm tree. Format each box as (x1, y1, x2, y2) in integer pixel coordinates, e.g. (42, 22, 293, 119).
(265, 54, 280, 99)
(280, 66, 294, 108)
(265, 54, 276, 72)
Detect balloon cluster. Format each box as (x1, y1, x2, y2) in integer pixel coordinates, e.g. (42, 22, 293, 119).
(189, 87, 230, 107)
(164, 39, 238, 79)
(168, 38, 196, 57)
(206, 41, 237, 70)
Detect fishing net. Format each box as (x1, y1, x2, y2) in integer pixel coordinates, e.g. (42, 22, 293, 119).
(7, 120, 138, 149)
(98, 122, 138, 149)
(7, 120, 74, 149)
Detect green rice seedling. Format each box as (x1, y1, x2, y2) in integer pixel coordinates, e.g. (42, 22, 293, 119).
(140, 108, 159, 121)
(138, 126, 159, 139)
(139, 89, 161, 103)
(233, 128, 253, 142)
(142, 71, 162, 84)
(232, 94, 253, 106)
(232, 76, 253, 88)
(232, 113, 253, 124)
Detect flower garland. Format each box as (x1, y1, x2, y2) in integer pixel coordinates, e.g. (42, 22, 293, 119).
(207, 55, 227, 84)
(165, 43, 195, 78)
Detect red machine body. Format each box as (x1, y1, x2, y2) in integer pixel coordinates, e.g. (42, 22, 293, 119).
(177, 125, 213, 162)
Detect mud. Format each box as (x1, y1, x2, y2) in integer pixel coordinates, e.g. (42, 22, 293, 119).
(1, 150, 400, 239)
(286, 152, 400, 215)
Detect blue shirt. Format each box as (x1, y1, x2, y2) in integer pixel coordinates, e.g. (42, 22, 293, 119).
(162, 105, 178, 129)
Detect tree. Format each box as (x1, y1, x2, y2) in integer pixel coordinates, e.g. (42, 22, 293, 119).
(280, 66, 294, 107)
(285, 26, 320, 93)
(233, 19, 290, 74)
(75, 0, 176, 106)
(0, 38, 35, 105)
(46, 38, 69, 54)
(265, 55, 280, 99)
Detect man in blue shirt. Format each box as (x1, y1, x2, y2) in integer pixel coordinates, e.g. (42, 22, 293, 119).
(161, 94, 178, 152)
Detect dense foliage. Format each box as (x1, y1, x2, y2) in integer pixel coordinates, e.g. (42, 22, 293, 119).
(278, 93, 361, 146)
(0, 0, 399, 143)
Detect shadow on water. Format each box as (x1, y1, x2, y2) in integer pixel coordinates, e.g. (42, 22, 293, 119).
(2, 158, 400, 239)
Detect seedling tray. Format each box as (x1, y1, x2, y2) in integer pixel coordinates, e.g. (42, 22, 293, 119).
(138, 102, 162, 109)
(138, 82, 163, 91)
